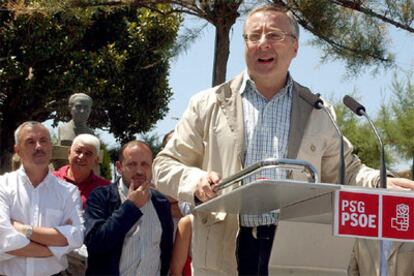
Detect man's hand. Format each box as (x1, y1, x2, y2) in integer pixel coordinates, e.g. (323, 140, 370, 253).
(11, 220, 26, 235)
(387, 177, 414, 191)
(194, 172, 221, 202)
(127, 181, 151, 208)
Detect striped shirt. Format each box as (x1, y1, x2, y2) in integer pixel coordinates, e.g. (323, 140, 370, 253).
(240, 70, 293, 227)
(118, 179, 162, 276)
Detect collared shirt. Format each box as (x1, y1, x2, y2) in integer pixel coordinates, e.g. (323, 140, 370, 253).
(54, 165, 110, 208)
(240, 70, 293, 227)
(117, 179, 162, 276)
(0, 166, 84, 276)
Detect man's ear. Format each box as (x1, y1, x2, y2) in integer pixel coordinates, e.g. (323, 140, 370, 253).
(14, 144, 20, 156)
(115, 161, 122, 174)
(293, 39, 299, 56)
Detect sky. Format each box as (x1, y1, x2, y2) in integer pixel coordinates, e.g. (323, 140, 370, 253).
(81, 13, 413, 170)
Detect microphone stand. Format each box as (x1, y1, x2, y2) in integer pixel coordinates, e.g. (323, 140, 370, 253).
(322, 108, 346, 185)
(343, 95, 387, 276)
(359, 111, 387, 189)
(300, 92, 345, 184)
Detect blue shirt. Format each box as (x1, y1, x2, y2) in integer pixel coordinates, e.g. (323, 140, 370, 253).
(240, 70, 293, 227)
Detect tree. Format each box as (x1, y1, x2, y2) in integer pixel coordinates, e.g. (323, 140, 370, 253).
(100, 142, 113, 181)
(378, 72, 414, 179)
(0, 3, 181, 171)
(167, 0, 414, 82)
(333, 95, 394, 169)
(83, 0, 249, 86)
(274, 0, 413, 75)
(140, 132, 162, 156)
(14, 0, 414, 84)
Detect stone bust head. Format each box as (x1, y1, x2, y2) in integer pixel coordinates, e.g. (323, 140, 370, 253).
(69, 93, 93, 124)
(57, 93, 94, 147)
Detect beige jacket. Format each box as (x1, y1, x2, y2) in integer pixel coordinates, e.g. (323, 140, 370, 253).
(348, 239, 414, 276)
(153, 73, 380, 275)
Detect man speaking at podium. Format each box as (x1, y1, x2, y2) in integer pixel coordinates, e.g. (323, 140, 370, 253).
(153, 3, 414, 275)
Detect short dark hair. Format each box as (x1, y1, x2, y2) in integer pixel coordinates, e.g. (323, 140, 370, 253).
(118, 140, 153, 162)
(14, 121, 50, 145)
(244, 4, 299, 40)
(161, 129, 174, 150)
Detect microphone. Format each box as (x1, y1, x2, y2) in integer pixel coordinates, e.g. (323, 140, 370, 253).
(300, 91, 345, 184)
(343, 95, 366, 116)
(343, 95, 387, 189)
(299, 91, 324, 110)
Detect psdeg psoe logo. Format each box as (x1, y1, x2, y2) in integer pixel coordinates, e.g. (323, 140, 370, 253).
(392, 203, 409, 231)
(335, 190, 414, 241)
(382, 195, 414, 240)
(337, 191, 379, 237)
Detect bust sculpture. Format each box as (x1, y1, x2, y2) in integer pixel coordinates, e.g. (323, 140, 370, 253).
(58, 93, 94, 146)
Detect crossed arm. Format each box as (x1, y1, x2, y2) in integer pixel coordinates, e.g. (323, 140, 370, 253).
(6, 220, 70, 257)
(0, 186, 84, 260)
(7, 241, 52, 258)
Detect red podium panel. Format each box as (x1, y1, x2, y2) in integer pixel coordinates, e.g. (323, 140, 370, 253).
(334, 188, 414, 242)
(337, 191, 379, 237)
(382, 195, 414, 240)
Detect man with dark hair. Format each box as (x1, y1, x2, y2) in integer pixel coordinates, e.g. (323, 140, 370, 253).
(0, 121, 84, 275)
(84, 140, 173, 275)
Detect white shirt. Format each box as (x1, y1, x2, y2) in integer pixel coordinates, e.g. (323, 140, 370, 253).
(0, 167, 84, 276)
(117, 179, 162, 276)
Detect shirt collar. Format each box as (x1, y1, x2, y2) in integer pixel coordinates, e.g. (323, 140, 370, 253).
(240, 70, 294, 100)
(17, 165, 53, 189)
(63, 165, 95, 186)
(118, 177, 129, 198)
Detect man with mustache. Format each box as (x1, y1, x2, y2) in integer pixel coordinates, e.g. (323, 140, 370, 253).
(84, 141, 173, 275)
(153, 3, 414, 275)
(0, 121, 84, 276)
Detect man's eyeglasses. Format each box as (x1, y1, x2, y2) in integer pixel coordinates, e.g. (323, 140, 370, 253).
(243, 30, 296, 44)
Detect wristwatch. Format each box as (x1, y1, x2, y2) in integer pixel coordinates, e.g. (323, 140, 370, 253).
(24, 225, 33, 240)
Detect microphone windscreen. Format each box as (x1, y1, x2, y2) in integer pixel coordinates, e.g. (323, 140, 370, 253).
(343, 95, 366, 116)
(300, 90, 324, 109)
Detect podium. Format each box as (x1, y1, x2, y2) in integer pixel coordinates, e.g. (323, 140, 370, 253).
(193, 158, 414, 275)
(195, 179, 355, 275)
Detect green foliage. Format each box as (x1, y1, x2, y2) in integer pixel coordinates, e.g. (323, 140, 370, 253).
(333, 95, 394, 169)
(140, 132, 162, 156)
(290, 0, 395, 75)
(99, 142, 112, 181)
(108, 146, 120, 163)
(0, 3, 181, 170)
(378, 72, 414, 178)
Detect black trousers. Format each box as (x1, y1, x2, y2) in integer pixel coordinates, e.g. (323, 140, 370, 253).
(236, 225, 277, 276)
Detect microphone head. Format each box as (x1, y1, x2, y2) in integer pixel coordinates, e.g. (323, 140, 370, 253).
(343, 95, 366, 116)
(300, 91, 324, 110)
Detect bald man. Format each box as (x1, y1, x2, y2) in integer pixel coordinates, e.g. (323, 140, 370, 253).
(84, 141, 173, 276)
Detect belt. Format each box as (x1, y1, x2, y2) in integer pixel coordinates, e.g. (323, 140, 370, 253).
(240, 225, 276, 240)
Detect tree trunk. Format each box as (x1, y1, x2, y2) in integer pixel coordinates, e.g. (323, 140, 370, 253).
(411, 154, 414, 180)
(0, 127, 14, 173)
(211, 22, 232, 86)
(210, 2, 241, 87)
